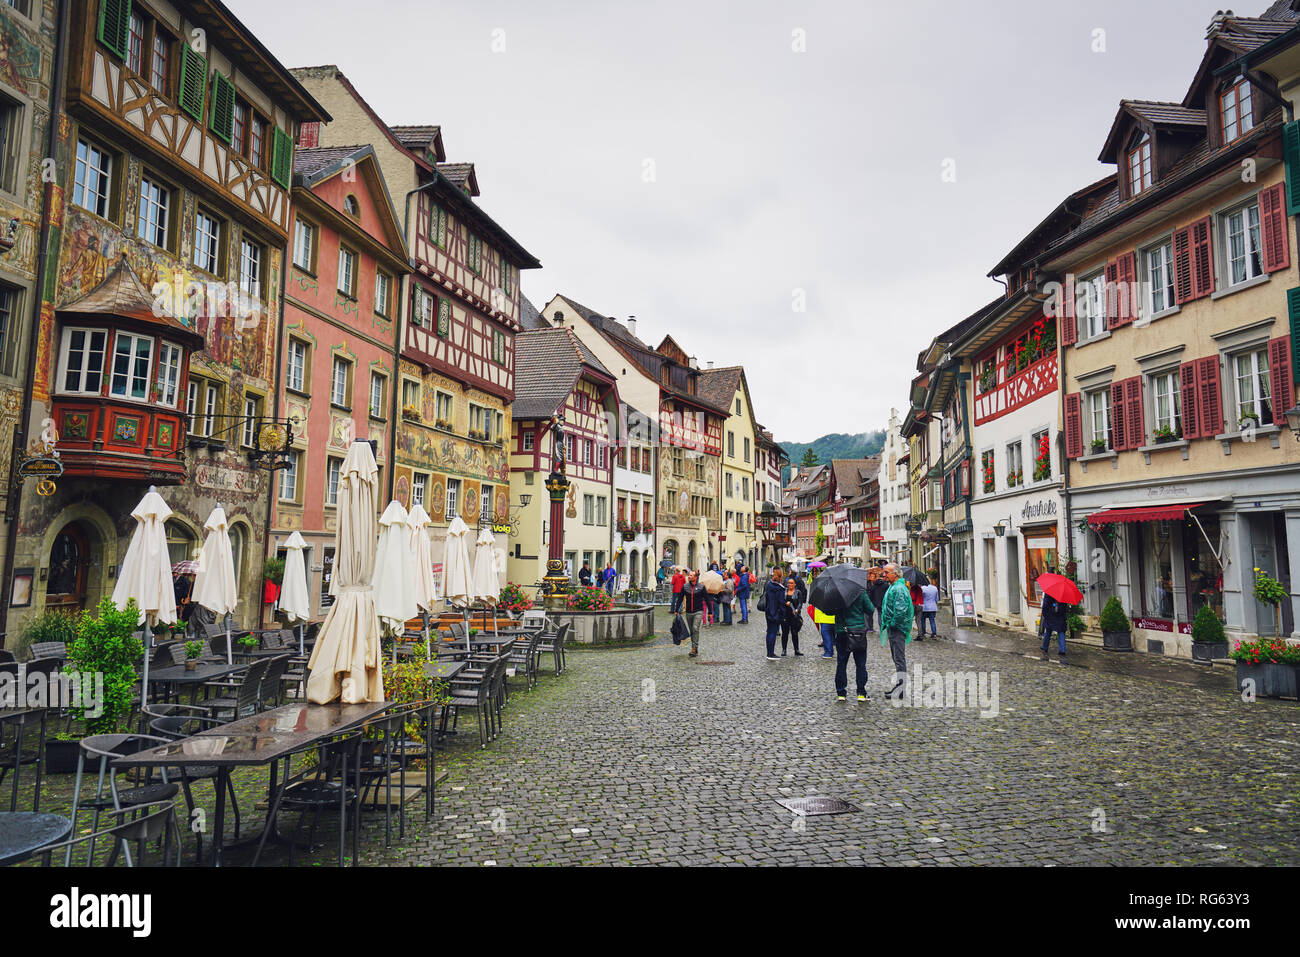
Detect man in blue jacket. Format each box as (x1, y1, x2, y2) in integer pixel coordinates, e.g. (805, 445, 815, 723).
(763, 568, 787, 660)
(735, 565, 752, 624)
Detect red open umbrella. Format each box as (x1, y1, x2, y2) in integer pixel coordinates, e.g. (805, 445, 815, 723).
(1036, 573, 1082, 605)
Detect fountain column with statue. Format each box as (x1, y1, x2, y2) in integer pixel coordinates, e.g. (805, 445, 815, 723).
(542, 414, 572, 604)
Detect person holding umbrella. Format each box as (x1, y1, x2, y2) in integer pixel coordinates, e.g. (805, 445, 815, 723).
(1035, 572, 1082, 661)
(808, 564, 874, 700)
(880, 564, 914, 698)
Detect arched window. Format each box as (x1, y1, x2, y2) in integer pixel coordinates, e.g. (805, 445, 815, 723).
(165, 520, 197, 566)
(343, 195, 360, 217)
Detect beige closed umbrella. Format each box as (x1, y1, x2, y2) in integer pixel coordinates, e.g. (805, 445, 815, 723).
(441, 515, 473, 645)
(279, 531, 311, 656)
(113, 487, 179, 698)
(407, 504, 438, 658)
(472, 527, 500, 635)
(374, 501, 418, 662)
(192, 505, 238, 664)
(306, 440, 384, 704)
(697, 517, 710, 570)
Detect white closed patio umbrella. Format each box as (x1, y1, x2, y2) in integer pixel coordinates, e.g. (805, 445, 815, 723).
(112, 487, 178, 700)
(441, 515, 473, 645)
(407, 505, 438, 659)
(306, 440, 384, 704)
(472, 527, 501, 636)
(192, 505, 238, 664)
(280, 531, 311, 656)
(374, 500, 418, 662)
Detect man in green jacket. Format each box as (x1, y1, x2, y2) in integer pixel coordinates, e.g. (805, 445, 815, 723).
(832, 588, 875, 702)
(880, 564, 914, 699)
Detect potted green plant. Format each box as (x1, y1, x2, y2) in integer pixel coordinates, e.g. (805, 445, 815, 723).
(65, 598, 145, 735)
(237, 633, 260, 656)
(1230, 636, 1300, 699)
(151, 619, 173, 643)
(45, 731, 84, 774)
(1253, 567, 1287, 637)
(183, 639, 203, 671)
(1099, 596, 1132, 651)
(1238, 409, 1260, 430)
(1090, 438, 1107, 454)
(1190, 605, 1229, 661)
(1066, 612, 1086, 642)
(17, 610, 78, 662)
(1152, 424, 1180, 444)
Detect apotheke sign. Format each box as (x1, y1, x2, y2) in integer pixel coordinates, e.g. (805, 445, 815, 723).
(1020, 499, 1058, 522)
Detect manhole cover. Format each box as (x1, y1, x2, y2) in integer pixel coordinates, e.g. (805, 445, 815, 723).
(695, 660, 735, 666)
(776, 796, 859, 816)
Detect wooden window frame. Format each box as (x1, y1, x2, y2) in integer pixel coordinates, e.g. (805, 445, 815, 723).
(285, 337, 310, 396)
(330, 354, 353, 410)
(337, 244, 358, 299)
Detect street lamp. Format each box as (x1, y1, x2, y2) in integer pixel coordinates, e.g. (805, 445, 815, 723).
(1285, 404, 1300, 441)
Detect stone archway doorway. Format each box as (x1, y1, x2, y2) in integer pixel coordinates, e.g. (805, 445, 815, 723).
(46, 522, 91, 614)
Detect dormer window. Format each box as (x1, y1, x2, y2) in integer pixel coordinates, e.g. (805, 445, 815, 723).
(1221, 77, 1254, 144)
(1128, 134, 1152, 195)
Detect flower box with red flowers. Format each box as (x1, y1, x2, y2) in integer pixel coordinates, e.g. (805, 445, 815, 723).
(1231, 637, 1300, 700)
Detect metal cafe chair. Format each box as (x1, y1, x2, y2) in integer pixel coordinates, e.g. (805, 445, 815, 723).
(37, 799, 181, 867)
(147, 711, 243, 863)
(254, 728, 365, 868)
(67, 734, 180, 866)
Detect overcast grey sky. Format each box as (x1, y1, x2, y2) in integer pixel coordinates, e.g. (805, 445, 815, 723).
(230, 0, 1223, 443)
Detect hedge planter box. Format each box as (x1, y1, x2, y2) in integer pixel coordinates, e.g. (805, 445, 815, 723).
(45, 739, 82, 774)
(1235, 662, 1299, 700)
(1191, 641, 1229, 662)
(1102, 630, 1132, 651)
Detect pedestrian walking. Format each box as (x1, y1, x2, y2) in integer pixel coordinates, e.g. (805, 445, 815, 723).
(680, 570, 707, 659)
(579, 561, 593, 587)
(1040, 593, 1069, 660)
(880, 563, 914, 698)
(670, 567, 685, 613)
(812, 603, 836, 658)
(602, 561, 616, 596)
(867, 566, 888, 633)
(833, 586, 875, 701)
(720, 572, 735, 625)
(920, 574, 940, 637)
(762, 568, 785, 660)
(735, 565, 752, 624)
(780, 577, 804, 656)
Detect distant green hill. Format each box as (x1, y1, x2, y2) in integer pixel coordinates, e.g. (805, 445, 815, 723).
(779, 431, 885, 481)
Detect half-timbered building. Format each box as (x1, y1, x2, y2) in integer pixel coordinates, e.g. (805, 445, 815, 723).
(537, 295, 727, 571)
(700, 365, 759, 570)
(507, 326, 617, 587)
(8, 0, 326, 634)
(291, 66, 540, 571)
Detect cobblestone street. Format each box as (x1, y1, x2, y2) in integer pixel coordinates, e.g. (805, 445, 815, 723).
(360, 612, 1300, 866)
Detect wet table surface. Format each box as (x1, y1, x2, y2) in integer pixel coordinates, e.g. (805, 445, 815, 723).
(425, 660, 466, 681)
(147, 662, 247, 685)
(0, 812, 72, 866)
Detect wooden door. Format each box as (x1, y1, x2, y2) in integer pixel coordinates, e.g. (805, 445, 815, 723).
(46, 523, 90, 614)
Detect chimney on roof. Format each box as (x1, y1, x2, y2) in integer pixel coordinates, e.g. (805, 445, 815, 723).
(627, 316, 636, 337)
(1207, 9, 1234, 37)
(707, 360, 714, 369)
(689, 356, 698, 370)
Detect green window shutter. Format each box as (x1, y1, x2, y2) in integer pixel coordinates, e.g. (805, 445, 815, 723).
(270, 127, 292, 188)
(1290, 285, 1300, 384)
(1286, 121, 1300, 216)
(178, 45, 207, 123)
(98, 0, 132, 60)
(210, 73, 235, 144)
(437, 298, 450, 337)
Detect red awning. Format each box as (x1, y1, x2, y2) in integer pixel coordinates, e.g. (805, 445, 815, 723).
(1087, 503, 1207, 526)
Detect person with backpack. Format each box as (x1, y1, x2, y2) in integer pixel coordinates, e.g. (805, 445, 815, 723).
(735, 564, 752, 624)
(761, 567, 785, 660)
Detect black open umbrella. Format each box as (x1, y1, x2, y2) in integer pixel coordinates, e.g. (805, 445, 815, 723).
(900, 565, 928, 587)
(807, 564, 870, 615)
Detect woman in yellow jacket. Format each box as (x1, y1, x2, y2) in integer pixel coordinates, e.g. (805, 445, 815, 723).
(812, 605, 836, 659)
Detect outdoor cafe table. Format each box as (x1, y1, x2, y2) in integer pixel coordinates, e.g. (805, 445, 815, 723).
(0, 811, 71, 866)
(425, 660, 466, 681)
(111, 700, 392, 866)
(147, 661, 247, 704)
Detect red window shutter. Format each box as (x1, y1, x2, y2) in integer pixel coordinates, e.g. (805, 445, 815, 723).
(1114, 252, 1137, 326)
(1104, 260, 1119, 328)
(1060, 274, 1078, 347)
(1110, 381, 1128, 450)
(1190, 216, 1215, 300)
(1260, 183, 1292, 273)
(1172, 225, 1193, 304)
(960, 459, 970, 496)
(1179, 361, 1199, 439)
(297, 121, 319, 148)
(1125, 376, 1145, 447)
(1196, 355, 1223, 437)
(1064, 393, 1083, 458)
(1269, 336, 1295, 426)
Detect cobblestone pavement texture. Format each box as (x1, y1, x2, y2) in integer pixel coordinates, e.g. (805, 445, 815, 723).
(15, 609, 1300, 866)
